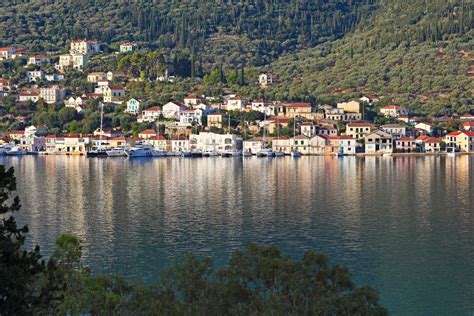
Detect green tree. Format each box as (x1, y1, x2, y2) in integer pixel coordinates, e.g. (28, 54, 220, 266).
(0, 166, 62, 314)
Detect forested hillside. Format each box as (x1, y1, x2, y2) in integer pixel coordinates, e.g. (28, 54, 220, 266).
(0, 0, 377, 66)
(264, 0, 474, 115)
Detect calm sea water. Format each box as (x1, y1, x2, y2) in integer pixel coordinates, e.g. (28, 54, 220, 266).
(1, 155, 473, 315)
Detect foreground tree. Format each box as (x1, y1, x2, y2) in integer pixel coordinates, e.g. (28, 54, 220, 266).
(0, 166, 62, 314)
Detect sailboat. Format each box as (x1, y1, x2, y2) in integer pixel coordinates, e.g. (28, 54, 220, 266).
(222, 113, 242, 157)
(290, 117, 302, 158)
(152, 119, 168, 157)
(256, 110, 275, 157)
(274, 117, 285, 157)
(87, 102, 108, 157)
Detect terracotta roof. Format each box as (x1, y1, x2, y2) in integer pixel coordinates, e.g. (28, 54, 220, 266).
(172, 136, 188, 141)
(31, 55, 49, 59)
(273, 136, 290, 140)
(398, 137, 415, 141)
(108, 85, 124, 90)
(463, 131, 474, 136)
(445, 132, 461, 137)
(143, 106, 161, 112)
(139, 129, 157, 135)
(147, 136, 166, 141)
(423, 137, 441, 143)
(462, 122, 474, 127)
(328, 135, 353, 140)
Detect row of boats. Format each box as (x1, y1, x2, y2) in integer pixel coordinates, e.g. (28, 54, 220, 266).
(87, 145, 303, 158)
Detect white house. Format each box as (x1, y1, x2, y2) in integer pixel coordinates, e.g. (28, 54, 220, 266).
(27, 55, 50, 66)
(138, 106, 162, 123)
(171, 136, 189, 152)
(380, 105, 409, 118)
(224, 96, 247, 111)
(26, 70, 45, 82)
(243, 137, 265, 154)
(45, 74, 65, 82)
(179, 109, 203, 127)
(87, 72, 107, 83)
(258, 72, 273, 88)
(162, 101, 186, 119)
(189, 132, 242, 154)
(415, 122, 434, 134)
(183, 94, 204, 106)
(65, 96, 87, 112)
(18, 92, 40, 103)
(103, 85, 125, 103)
(0, 47, 16, 60)
(125, 98, 141, 114)
(380, 124, 406, 139)
(70, 40, 100, 55)
(40, 85, 65, 104)
(119, 42, 138, 53)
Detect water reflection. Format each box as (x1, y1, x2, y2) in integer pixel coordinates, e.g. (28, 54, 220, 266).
(1, 155, 473, 314)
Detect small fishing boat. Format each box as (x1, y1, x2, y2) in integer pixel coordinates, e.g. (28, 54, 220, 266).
(5, 146, 25, 156)
(202, 150, 219, 157)
(222, 150, 242, 157)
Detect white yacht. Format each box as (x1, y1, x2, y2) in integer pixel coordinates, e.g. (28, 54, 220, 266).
(0, 143, 14, 155)
(242, 150, 252, 157)
(125, 145, 153, 158)
(274, 151, 285, 157)
(106, 147, 128, 157)
(5, 146, 26, 156)
(290, 150, 302, 158)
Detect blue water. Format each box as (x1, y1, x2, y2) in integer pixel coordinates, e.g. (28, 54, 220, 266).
(2, 155, 473, 315)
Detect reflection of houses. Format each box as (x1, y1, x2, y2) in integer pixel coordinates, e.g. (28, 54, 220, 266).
(365, 130, 393, 154)
(189, 132, 242, 153)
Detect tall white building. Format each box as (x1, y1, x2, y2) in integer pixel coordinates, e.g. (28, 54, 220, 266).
(189, 132, 242, 153)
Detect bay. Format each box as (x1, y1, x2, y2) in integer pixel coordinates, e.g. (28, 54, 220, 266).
(1, 155, 473, 315)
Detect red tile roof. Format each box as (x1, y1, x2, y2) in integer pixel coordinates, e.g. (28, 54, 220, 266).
(144, 106, 161, 112)
(347, 122, 372, 127)
(284, 102, 311, 108)
(139, 129, 157, 135)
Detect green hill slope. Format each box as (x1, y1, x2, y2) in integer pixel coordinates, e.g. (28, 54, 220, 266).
(0, 0, 377, 66)
(265, 0, 473, 115)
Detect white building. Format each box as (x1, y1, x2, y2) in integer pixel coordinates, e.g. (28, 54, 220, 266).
(380, 105, 409, 118)
(26, 70, 45, 82)
(258, 73, 273, 88)
(40, 85, 65, 104)
(189, 132, 242, 153)
(224, 96, 247, 111)
(125, 98, 141, 114)
(243, 138, 265, 154)
(138, 106, 162, 123)
(70, 40, 100, 55)
(171, 137, 189, 152)
(162, 101, 186, 119)
(27, 55, 50, 66)
(179, 109, 203, 127)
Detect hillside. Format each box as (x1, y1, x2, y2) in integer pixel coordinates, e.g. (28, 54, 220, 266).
(264, 0, 474, 115)
(0, 0, 377, 66)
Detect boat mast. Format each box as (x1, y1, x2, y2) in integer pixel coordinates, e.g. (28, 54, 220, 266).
(99, 102, 104, 149)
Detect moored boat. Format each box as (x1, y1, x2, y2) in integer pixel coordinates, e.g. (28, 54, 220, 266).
(290, 150, 302, 158)
(5, 146, 26, 156)
(151, 150, 168, 157)
(106, 147, 127, 157)
(222, 150, 242, 157)
(125, 145, 153, 158)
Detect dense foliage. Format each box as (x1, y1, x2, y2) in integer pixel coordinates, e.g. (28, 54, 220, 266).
(264, 0, 474, 115)
(0, 165, 387, 315)
(0, 0, 377, 67)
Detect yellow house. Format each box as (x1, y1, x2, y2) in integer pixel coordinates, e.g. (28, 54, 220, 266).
(207, 113, 225, 129)
(337, 101, 361, 113)
(283, 102, 313, 119)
